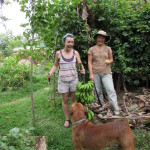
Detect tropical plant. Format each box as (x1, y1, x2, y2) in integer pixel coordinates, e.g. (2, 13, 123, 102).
(0, 56, 30, 91)
(0, 32, 23, 57)
(17, 0, 150, 89)
(0, 127, 35, 150)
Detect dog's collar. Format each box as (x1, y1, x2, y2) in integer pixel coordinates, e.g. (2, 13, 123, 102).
(72, 118, 86, 127)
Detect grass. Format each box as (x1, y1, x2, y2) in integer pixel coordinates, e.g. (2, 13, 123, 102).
(0, 73, 150, 150)
(0, 74, 74, 150)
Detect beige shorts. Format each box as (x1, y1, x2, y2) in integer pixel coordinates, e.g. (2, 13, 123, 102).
(58, 77, 78, 93)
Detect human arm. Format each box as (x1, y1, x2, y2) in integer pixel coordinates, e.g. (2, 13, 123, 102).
(46, 51, 59, 79)
(75, 51, 85, 74)
(88, 53, 94, 81)
(105, 48, 113, 64)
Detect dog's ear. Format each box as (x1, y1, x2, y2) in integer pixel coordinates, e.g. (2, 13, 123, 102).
(69, 107, 73, 116)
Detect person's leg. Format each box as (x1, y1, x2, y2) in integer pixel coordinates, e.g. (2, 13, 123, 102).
(93, 74, 104, 104)
(62, 93, 70, 127)
(70, 77, 78, 103)
(71, 92, 75, 103)
(58, 78, 70, 127)
(101, 74, 119, 115)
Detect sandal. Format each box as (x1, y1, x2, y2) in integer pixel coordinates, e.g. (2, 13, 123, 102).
(64, 120, 70, 128)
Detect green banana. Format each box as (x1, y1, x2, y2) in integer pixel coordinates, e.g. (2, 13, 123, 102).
(89, 109, 94, 118)
(81, 98, 85, 103)
(88, 113, 91, 121)
(75, 80, 95, 105)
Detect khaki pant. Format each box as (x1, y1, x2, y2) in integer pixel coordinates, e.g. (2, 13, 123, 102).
(94, 73, 119, 115)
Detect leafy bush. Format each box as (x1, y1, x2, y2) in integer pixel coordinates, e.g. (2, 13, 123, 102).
(0, 127, 35, 150)
(14, 0, 150, 90)
(19, 0, 150, 88)
(0, 56, 30, 91)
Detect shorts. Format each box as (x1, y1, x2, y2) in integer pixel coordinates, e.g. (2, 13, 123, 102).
(58, 77, 78, 93)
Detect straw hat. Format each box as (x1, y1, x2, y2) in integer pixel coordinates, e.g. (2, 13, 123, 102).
(94, 30, 111, 42)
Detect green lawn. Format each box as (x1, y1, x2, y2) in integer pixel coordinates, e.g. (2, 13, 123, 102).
(0, 75, 150, 150)
(0, 76, 74, 150)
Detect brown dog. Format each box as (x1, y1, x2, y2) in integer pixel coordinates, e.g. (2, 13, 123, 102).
(70, 102, 135, 150)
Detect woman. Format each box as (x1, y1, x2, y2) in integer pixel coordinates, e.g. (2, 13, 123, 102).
(88, 30, 119, 115)
(47, 33, 85, 128)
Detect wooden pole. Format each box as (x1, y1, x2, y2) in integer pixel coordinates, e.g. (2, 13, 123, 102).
(30, 34, 36, 127)
(29, 0, 36, 128)
(53, 35, 58, 107)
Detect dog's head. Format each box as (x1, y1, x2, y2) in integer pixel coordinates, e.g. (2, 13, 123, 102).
(70, 102, 88, 123)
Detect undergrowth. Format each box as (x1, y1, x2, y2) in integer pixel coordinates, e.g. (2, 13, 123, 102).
(0, 69, 150, 150)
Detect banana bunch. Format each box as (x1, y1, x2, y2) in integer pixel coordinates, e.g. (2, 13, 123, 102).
(75, 80, 95, 121)
(75, 80, 95, 105)
(76, 80, 94, 92)
(86, 106, 94, 121)
(75, 92, 94, 104)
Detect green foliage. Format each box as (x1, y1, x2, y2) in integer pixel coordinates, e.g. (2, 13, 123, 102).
(0, 72, 74, 149)
(17, 0, 150, 87)
(0, 32, 13, 57)
(0, 56, 30, 91)
(0, 32, 23, 57)
(92, 0, 150, 86)
(0, 68, 150, 149)
(0, 127, 35, 150)
(134, 128, 150, 149)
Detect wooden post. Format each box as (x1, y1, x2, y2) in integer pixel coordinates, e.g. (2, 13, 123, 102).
(30, 34, 36, 127)
(53, 35, 58, 107)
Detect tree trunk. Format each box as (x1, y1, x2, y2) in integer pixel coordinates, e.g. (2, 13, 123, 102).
(122, 78, 128, 93)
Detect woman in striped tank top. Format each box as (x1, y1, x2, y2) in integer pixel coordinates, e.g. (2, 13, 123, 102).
(47, 33, 85, 128)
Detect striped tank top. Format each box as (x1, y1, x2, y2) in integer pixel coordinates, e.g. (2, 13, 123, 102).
(59, 49, 78, 82)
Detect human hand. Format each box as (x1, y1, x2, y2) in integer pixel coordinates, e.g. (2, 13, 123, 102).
(105, 59, 111, 64)
(46, 72, 51, 80)
(80, 69, 85, 74)
(89, 74, 94, 81)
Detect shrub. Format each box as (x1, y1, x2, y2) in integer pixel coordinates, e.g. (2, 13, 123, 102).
(0, 56, 30, 91)
(0, 127, 35, 150)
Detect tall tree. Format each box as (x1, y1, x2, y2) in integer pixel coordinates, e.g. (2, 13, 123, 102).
(17, 0, 150, 88)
